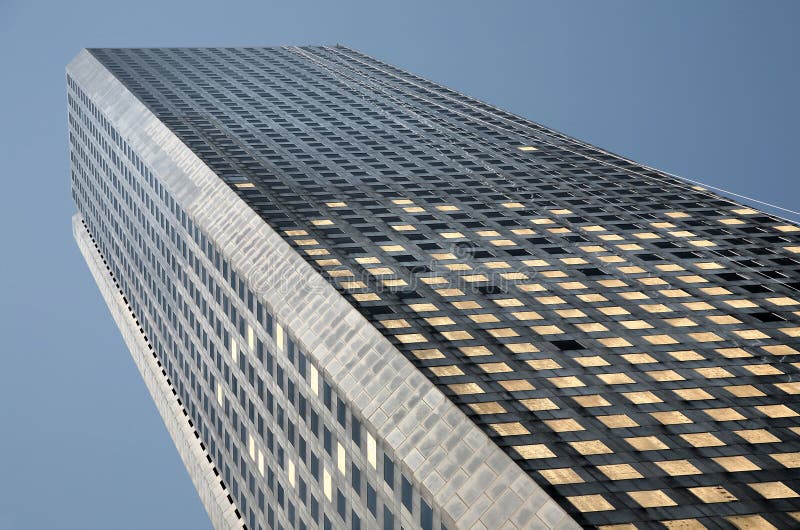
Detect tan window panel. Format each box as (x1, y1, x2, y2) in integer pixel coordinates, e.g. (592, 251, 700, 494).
(622, 353, 657, 364)
(517, 283, 547, 293)
(770, 452, 800, 468)
(743, 364, 782, 376)
(626, 436, 669, 451)
(409, 303, 438, 312)
(762, 344, 799, 356)
(539, 468, 584, 485)
(597, 464, 643, 481)
(646, 370, 684, 382)
(540, 270, 568, 278)
(724, 384, 764, 397)
(548, 376, 585, 388)
(576, 322, 609, 332)
(520, 398, 558, 411)
(536, 295, 566, 305)
(353, 293, 380, 302)
(755, 404, 798, 418)
(713, 456, 760, 472)
(461, 274, 489, 282)
(448, 383, 484, 395)
(429, 365, 464, 377)
(650, 411, 692, 425)
(695, 367, 733, 379)
(715, 347, 752, 359)
(468, 402, 506, 415)
(673, 388, 714, 400)
(425, 317, 455, 326)
(531, 325, 563, 335)
(779, 326, 800, 337)
(490, 422, 530, 436)
(640, 303, 673, 313)
(668, 350, 705, 361)
(618, 291, 649, 300)
(569, 440, 612, 455)
(544, 419, 584, 432)
(688, 331, 723, 342)
(494, 297, 523, 307)
(452, 300, 481, 310)
(514, 444, 556, 460)
(395, 333, 427, 344)
(353, 264, 390, 282)
(774, 382, 800, 394)
(733, 329, 769, 340)
(380, 319, 410, 329)
(478, 362, 512, 373)
(747, 482, 799, 499)
(683, 301, 714, 310)
(699, 286, 730, 295)
(660, 289, 690, 298)
(499, 379, 535, 392)
(487, 327, 519, 338)
(558, 281, 587, 290)
(441, 330, 473, 341)
(680, 432, 724, 447)
(578, 293, 609, 302)
(703, 408, 746, 422)
(460, 346, 492, 357)
(411, 349, 444, 360)
(511, 310, 543, 321)
(655, 460, 701, 476)
(706, 314, 740, 325)
(623, 391, 662, 404)
(504, 342, 539, 354)
(598, 414, 639, 428)
(573, 395, 611, 408)
(724, 299, 758, 309)
(644, 334, 678, 345)
(696, 261, 724, 269)
(597, 337, 632, 348)
(628, 490, 677, 508)
(566, 494, 614, 513)
(598, 306, 629, 316)
(734, 429, 781, 444)
(689, 486, 737, 503)
(574, 356, 609, 367)
(468, 313, 499, 324)
(526, 359, 561, 370)
(597, 373, 635, 385)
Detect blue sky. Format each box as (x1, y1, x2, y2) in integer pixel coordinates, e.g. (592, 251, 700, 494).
(0, 1, 797, 528)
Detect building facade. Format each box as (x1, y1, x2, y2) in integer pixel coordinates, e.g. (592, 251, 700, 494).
(68, 47, 800, 530)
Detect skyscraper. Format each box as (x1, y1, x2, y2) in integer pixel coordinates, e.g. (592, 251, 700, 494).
(67, 46, 800, 530)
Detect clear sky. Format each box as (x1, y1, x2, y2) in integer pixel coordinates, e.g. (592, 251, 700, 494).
(0, 1, 797, 529)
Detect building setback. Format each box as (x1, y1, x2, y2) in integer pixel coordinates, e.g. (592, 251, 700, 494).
(68, 46, 800, 529)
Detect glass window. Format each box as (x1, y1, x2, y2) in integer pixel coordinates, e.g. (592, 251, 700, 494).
(351, 417, 361, 446)
(324, 427, 332, 455)
(324, 381, 332, 409)
(421, 499, 433, 530)
(337, 489, 346, 518)
(367, 484, 376, 516)
(383, 506, 394, 530)
(337, 399, 346, 427)
(402, 475, 413, 511)
(351, 462, 361, 493)
(383, 454, 394, 489)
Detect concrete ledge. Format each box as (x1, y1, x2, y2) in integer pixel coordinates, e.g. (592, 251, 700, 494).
(73, 213, 241, 530)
